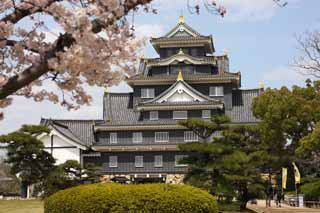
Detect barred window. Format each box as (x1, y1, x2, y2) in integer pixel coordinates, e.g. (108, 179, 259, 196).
(132, 132, 143, 143)
(175, 155, 188, 167)
(109, 156, 118, 168)
(141, 88, 155, 98)
(154, 155, 163, 167)
(184, 131, 198, 142)
(209, 86, 224, 96)
(202, 110, 211, 119)
(150, 111, 158, 120)
(135, 156, 143, 167)
(110, 133, 117, 144)
(173, 111, 187, 120)
(155, 132, 169, 142)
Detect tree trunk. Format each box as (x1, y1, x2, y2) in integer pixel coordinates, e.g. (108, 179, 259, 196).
(20, 181, 28, 198)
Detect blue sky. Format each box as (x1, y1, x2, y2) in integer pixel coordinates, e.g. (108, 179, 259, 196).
(1, 0, 320, 134)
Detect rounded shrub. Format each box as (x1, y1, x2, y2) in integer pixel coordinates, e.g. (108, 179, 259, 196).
(44, 183, 218, 213)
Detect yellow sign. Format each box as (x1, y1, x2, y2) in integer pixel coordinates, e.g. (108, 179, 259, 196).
(292, 162, 301, 184)
(282, 168, 287, 189)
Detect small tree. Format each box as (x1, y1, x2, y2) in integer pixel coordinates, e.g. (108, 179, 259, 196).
(0, 125, 55, 198)
(42, 160, 100, 197)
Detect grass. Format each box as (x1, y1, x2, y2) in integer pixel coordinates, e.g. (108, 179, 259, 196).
(0, 199, 254, 213)
(0, 199, 43, 213)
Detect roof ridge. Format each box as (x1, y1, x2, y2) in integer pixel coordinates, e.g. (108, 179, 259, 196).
(107, 92, 132, 96)
(42, 118, 100, 122)
(235, 88, 260, 92)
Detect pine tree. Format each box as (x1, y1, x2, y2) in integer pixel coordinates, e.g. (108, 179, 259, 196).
(0, 125, 55, 197)
(179, 115, 270, 210)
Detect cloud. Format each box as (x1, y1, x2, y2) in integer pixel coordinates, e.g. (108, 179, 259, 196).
(151, 0, 301, 22)
(135, 24, 165, 39)
(217, 0, 279, 22)
(262, 66, 310, 87)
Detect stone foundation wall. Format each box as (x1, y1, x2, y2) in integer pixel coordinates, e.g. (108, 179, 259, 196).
(100, 174, 185, 184)
(165, 174, 185, 184)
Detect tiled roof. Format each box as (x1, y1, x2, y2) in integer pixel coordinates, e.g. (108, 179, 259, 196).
(151, 35, 211, 42)
(40, 89, 260, 144)
(40, 119, 96, 147)
(128, 72, 240, 81)
(140, 80, 220, 105)
(163, 22, 202, 37)
(101, 89, 260, 127)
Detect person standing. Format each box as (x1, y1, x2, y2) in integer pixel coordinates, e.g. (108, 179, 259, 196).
(274, 186, 282, 207)
(265, 185, 273, 207)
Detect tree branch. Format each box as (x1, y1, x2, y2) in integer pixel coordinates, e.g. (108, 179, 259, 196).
(0, 0, 152, 100)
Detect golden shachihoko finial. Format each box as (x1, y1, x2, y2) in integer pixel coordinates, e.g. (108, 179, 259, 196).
(223, 49, 228, 56)
(178, 15, 185, 24)
(259, 82, 264, 89)
(177, 70, 184, 81)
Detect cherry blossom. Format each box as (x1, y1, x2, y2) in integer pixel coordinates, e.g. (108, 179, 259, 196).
(0, 0, 152, 119)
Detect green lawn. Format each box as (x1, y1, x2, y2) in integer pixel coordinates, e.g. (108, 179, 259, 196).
(0, 199, 43, 213)
(0, 199, 253, 213)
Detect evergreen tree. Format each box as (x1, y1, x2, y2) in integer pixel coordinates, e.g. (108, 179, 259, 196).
(179, 116, 268, 210)
(0, 125, 55, 197)
(42, 160, 100, 197)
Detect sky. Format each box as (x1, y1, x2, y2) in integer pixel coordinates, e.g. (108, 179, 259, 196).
(1, 0, 320, 135)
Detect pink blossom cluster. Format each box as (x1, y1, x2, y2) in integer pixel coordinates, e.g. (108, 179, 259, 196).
(0, 0, 151, 119)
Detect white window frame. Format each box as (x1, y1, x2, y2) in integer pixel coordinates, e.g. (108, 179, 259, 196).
(209, 86, 224, 97)
(173, 111, 187, 120)
(110, 132, 117, 144)
(184, 131, 199, 142)
(132, 132, 143, 143)
(141, 88, 155, 98)
(109, 156, 118, 168)
(150, 111, 159, 121)
(154, 155, 163, 167)
(175, 155, 188, 167)
(202, 110, 211, 119)
(155, 132, 169, 142)
(135, 156, 143, 168)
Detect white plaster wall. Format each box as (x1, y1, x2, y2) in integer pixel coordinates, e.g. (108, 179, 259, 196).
(41, 134, 80, 165)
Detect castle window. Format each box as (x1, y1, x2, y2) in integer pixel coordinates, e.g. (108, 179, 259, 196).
(110, 133, 117, 144)
(109, 156, 118, 168)
(202, 110, 211, 119)
(150, 111, 158, 120)
(132, 132, 143, 143)
(154, 155, 163, 167)
(155, 132, 169, 142)
(209, 86, 224, 96)
(141, 88, 155, 98)
(184, 131, 198, 142)
(175, 155, 188, 167)
(135, 156, 144, 167)
(173, 111, 187, 120)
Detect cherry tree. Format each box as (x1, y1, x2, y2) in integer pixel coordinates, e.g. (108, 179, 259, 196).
(0, 0, 155, 120)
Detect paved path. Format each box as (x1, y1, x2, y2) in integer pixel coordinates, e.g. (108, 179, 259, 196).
(247, 200, 320, 213)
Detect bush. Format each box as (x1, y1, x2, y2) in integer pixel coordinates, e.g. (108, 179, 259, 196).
(44, 183, 218, 213)
(300, 179, 320, 201)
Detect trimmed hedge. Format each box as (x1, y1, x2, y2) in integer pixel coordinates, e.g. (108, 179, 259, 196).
(44, 183, 218, 213)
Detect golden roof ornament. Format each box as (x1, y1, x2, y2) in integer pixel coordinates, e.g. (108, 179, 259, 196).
(104, 87, 109, 94)
(259, 82, 264, 89)
(178, 48, 184, 54)
(223, 49, 228, 56)
(177, 70, 184, 81)
(178, 15, 185, 24)
(140, 53, 145, 60)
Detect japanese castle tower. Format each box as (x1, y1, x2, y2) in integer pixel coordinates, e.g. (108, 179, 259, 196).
(40, 16, 260, 184)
